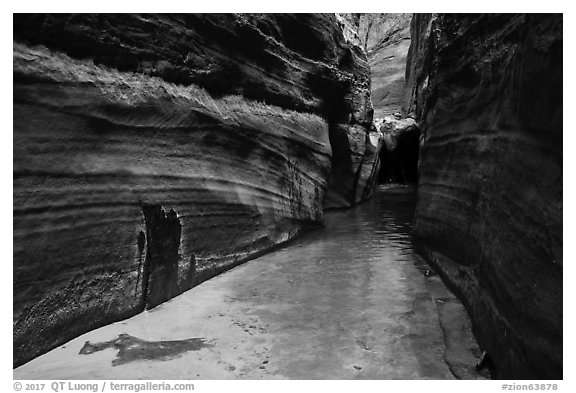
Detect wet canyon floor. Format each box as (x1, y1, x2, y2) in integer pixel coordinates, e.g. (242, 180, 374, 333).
(14, 185, 489, 380)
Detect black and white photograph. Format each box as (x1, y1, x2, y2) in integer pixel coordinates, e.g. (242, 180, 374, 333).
(7, 3, 569, 389)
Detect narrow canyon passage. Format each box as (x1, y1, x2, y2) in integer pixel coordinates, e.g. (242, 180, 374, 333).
(12, 13, 563, 379)
(14, 186, 486, 380)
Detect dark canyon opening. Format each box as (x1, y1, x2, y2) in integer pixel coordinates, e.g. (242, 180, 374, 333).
(377, 125, 420, 184)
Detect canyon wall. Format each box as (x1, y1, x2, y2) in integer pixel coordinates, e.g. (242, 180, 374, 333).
(351, 14, 415, 186)
(324, 14, 382, 208)
(358, 14, 412, 118)
(408, 14, 562, 379)
(13, 14, 378, 366)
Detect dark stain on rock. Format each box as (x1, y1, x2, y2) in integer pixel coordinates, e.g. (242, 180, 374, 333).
(141, 205, 182, 310)
(79, 333, 214, 366)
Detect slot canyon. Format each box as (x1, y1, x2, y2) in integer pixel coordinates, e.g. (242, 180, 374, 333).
(13, 13, 562, 380)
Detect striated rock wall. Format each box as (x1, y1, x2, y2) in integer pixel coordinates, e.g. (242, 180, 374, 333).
(357, 14, 412, 118)
(324, 13, 382, 209)
(403, 14, 434, 119)
(13, 13, 378, 366)
(408, 14, 562, 379)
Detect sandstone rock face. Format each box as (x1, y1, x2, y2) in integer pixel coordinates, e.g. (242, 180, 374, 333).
(402, 14, 434, 119)
(358, 14, 412, 118)
(324, 14, 381, 209)
(335, 13, 363, 47)
(408, 14, 562, 379)
(13, 14, 377, 366)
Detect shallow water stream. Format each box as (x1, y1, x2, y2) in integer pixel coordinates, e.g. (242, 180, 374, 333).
(14, 185, 487, 379)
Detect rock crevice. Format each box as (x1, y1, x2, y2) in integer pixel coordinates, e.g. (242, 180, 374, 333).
(141, 205, 185, 310)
